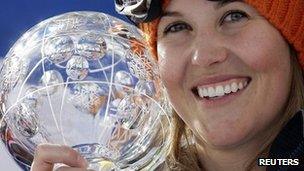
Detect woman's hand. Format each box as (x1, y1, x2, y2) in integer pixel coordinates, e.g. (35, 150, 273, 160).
(31, 144, 90, 171)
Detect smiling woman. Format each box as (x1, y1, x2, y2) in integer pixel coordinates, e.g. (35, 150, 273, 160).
(30, 0, 304, 170)
(135, 0, 304, 170)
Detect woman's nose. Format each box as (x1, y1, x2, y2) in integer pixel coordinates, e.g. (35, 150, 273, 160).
(191, 43, 229, 67)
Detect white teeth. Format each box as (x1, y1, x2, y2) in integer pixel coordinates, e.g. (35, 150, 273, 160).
(203, 88, 208, 97)
(231, 82, 238, 93)
(215, 86, 225, 96)
(224, 85, 231, 94)
(208, 87, 216, 97)
(198, 88, 205, 97)
(197, 80, 249, 98)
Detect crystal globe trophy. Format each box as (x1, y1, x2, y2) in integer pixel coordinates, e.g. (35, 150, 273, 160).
(0, 11, 172, 170)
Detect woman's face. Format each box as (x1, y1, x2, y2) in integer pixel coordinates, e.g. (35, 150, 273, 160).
(157, 0, 291, 148)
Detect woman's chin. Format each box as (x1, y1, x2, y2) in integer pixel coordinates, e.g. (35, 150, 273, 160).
(194, 125, 254, 150)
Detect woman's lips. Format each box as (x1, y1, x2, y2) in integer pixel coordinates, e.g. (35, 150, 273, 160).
(191, 76, 252, 107)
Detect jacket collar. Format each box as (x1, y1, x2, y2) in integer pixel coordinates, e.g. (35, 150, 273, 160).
(269, 109, 304, 158)
(267, 109, 304, 170)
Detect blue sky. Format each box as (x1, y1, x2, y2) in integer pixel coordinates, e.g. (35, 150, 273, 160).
(0, 0, 128, 57)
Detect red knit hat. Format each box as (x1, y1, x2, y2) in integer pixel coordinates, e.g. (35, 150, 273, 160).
(139, 0, 304, 67)
(245, 0, 304, 67)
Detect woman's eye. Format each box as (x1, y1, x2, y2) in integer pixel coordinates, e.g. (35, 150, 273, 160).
(221, 10, 248, 24)
(163, 22, 192, 35)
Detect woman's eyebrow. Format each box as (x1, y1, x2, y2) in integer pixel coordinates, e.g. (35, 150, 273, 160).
(161, 11, 183, 18)
(161, 0, 244, 18)
(215, 0, 243, 9)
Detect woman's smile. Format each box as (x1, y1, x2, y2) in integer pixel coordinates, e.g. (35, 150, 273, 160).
(191, 75, 251, 107)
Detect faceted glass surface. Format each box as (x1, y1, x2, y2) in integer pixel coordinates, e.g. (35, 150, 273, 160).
(0, 11, 172, 170)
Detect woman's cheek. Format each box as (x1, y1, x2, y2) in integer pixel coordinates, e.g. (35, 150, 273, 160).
(227, 21, 285, 72)
(157, 45, 183, 86)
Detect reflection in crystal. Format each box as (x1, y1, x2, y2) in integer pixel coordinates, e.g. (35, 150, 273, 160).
(43, 35, 74, 64)
(0, 55, 26, 92)
(73, 143, 120, 163)
(13, 104, 39, 138)
(5, 137, 34, 167)
(135, 80, 155, 97)
(69, 83, 107, 116)
(108, 22, 132, 40)
(67, 13, 87, 28)
(66, 56, 89, 80)
(46, 20, 72, 35)
(76, 34, 107, 60)
(126, 50, 155, 80)
(108, 122, 136, 155)
(0, 119, 7, 133)
(39, 70, 64, 95)
(23, 87, 42, 110)
(46, 13, 86, 33)
(116, 95, 148, 130)
(109, 98, 122, 116)
(114, 71, 134, 95)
